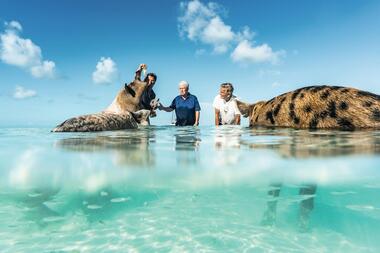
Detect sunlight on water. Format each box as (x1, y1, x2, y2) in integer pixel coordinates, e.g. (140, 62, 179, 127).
(0, 126, 380, 252)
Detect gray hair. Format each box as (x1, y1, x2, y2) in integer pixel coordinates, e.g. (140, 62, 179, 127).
(178, 80, 189, 88)
(220, 82, 234, 92)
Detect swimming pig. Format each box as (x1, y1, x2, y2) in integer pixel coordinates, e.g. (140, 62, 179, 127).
(237, 85, 380, 130)
(52, 79, 151, 132)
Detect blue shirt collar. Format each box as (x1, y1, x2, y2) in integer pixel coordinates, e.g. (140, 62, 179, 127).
(180, 92, 191, 100)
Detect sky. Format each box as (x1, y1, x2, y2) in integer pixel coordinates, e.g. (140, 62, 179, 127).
(0, 0, 380, 127)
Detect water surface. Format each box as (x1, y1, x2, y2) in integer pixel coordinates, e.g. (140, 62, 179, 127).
(1, 126, 380, 252)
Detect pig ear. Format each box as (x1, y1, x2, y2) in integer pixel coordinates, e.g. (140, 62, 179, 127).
(236, 100, 252, 117)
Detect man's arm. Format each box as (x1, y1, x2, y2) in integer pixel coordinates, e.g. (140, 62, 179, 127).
(159, 105, 174, 112)
(135, 63, 145, 81)
(194, 96, 201, 126)
(194, 111, 200, 126)
(234, 114, 241, 125)
(233, 99, 241, 125)
(158, 101, 174, 112)
(214, 109, 221, 126)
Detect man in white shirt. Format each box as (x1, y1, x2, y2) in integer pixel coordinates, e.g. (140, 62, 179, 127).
(213, 83, 241, 125)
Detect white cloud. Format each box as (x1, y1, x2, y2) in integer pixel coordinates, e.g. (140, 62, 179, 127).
(178, 0, 285, 63)
(30, 60, 55, 78)
(179, 0, 234, 54)
(13, 85, 37, 99)
(92, 57, 118, 84)
(235, 26, 255, 41)
(7, 21, 22, 31)
(201, 17, 234, 53)
(0, 21, 56, 78)
(231, 40, 285, 64)
(0, 28, 41, 67)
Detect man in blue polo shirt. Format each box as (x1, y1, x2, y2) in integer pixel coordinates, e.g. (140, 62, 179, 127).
(158, 80, 201, 126)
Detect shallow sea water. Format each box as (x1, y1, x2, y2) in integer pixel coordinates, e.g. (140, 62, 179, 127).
(0, 126, 380, 252)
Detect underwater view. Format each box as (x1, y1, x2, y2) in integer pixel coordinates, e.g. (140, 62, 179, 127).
(1, 126, 380, 252)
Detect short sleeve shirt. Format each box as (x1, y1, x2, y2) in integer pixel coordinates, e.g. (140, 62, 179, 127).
(170, 93, 201, 126)
(213, 95, 241, 125)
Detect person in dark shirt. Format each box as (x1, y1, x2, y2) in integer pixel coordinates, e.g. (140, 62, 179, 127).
(132, 63, 158, 117)
(158, 80, 201, 126)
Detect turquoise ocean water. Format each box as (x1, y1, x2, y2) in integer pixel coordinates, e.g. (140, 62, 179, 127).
(0, 126, 380, 252)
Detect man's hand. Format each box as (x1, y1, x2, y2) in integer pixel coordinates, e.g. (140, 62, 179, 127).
(137, 63, 147, 71)
(193, 122, 199, 126)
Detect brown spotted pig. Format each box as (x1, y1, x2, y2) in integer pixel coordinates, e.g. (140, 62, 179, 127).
(237, 85, 380, 130)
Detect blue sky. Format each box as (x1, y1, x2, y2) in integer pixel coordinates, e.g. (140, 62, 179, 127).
(0, 0, 379, 126)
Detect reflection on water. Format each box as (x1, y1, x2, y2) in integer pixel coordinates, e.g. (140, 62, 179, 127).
(1, 126, 380, 252)
(242, 127, 380, 158)
(174, 127, 201, 151)
(54, 126, 380, 164)
(175, 127, 201, 166)
(55, 127, 156, 167)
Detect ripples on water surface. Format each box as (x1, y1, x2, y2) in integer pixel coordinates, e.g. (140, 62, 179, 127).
(0, 126, 380, 252)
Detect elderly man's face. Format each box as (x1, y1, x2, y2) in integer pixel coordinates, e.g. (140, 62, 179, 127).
(220, 87, 232, 100)
(179, 85, 188, 96)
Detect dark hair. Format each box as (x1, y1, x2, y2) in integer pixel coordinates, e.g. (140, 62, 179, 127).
(220, 82, 234, 92)
(144, 73, 157, 83)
